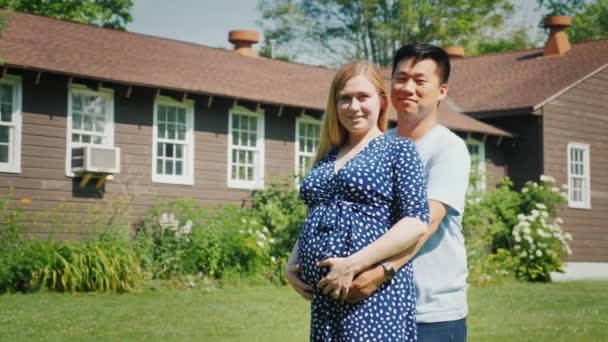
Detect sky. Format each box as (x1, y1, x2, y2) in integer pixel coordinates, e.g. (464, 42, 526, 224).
(128, 0, 263, 50)
(128, 0, 547, 58)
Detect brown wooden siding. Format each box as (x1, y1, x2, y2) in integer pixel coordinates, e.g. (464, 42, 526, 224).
(543, 67, 608, 262)
(0, 71, 299, 239)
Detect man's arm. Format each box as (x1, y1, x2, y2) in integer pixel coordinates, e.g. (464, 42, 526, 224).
(346, 200, 448, 303)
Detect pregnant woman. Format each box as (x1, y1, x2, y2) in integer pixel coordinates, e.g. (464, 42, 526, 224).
(292, 60, 429, 341)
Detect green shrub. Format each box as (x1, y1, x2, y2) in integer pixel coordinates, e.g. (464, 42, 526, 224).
(464, 175, 571, 284)
(35, 235, 142, 293)
(134, 199, 270, 280)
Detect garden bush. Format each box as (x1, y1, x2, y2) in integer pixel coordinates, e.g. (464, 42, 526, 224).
(464, 175, 571, 284)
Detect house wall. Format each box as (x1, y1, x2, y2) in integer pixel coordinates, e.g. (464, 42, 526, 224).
(543, 67, 608, 262)
(0, 70, 299, 239)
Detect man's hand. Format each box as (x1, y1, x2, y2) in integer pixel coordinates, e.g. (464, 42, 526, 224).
(285, 264, 313, 301)
(345, 264, 385, 304)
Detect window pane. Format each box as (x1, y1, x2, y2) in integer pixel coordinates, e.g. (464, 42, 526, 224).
(156, 158, 163, 174)
(0, 126, 8, 143)
(158, 106, 167, 122)
(95, 115, 105, 133)
(167, 107, 176, 123)
(166, 143, 174, 157)
(249, 133, 257, 147)
(84, 115, 93, 131)
(239, 132, 247, 147)
(72, 134, 80, 143)
(157, 143, 164, 157)
(158, 123, 166, 139)
(0, 84, 13, 103)
(176, 144, 183, 158)
(241, 116, 249, 130)
(177, 124, 185, 140)
(0, 145, 7, 163)
(72, 94, 82, 111)
(238, 165, 246, 179)
(238, 150, 246, 164)
(175, 161, 183, 175)
(177, 109, 185, 124)
(1, 103, 12, 122)
(231, 164, 237, 180)
(82, 135, 91, 143)
(233, 115, 240, 130)
(165, 160, 173, 174)
(232, 131, 239, 146)
(92, 136, 102, 144)
(167, 124, 176, 140)
(246, 165, 253, 181)
(73, 113, 82, 129)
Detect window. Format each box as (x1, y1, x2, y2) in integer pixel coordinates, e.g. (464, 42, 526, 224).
(152, 96, 195, 185)
(0, 76, 22, 173)
(295, 115, 321, 178)
(66, 85, 114, 176)
(567, 142, 590, 209)
(227, 105, 264, 189)
(466, 138, 485, 192)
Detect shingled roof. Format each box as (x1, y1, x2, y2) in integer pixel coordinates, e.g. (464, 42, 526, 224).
(448, 40, 608, 114)
(0, 11, 509, 136)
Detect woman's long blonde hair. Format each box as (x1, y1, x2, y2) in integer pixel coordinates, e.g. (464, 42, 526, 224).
(313, 60, 389, 165)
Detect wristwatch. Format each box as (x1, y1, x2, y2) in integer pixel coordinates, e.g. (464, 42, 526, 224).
(381, 261, 396, 281)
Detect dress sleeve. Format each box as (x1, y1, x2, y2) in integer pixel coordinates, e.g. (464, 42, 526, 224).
(392, 137, 430, 224)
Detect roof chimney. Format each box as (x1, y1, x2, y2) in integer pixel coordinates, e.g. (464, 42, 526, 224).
(443, 46, 465, 59)
(543, 15, 572, 57)
(229, 30, 260, 57)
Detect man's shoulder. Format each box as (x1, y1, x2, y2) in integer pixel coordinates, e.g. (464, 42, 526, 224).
(420, 126, 469, 160)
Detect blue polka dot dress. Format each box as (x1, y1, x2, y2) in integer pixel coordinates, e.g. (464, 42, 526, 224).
(298, 133, 429, 341)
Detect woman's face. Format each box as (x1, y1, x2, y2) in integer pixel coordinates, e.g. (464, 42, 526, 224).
(336, 74, 383, 138)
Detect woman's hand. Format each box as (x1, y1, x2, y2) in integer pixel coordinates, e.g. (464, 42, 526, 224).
(285, 263, 313, 301)
(316, 257, 358, 300)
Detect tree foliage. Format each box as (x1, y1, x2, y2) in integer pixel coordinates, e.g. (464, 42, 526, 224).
(536, 0, 608, 43)
(258, 0, 515, 66)
(569, 0, 608, 42)
(0, 0, 133, 30)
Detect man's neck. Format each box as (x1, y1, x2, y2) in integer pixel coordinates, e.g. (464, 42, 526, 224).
(396, 112, 438, 141)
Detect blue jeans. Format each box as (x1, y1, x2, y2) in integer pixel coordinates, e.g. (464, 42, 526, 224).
(417, 318, 467, 342)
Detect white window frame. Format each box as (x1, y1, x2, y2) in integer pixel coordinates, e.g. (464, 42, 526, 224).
(65, 84, 115, 177)
(567, 142, 591, 209)
(466, 138, 486, 192)
(294, 114, 321, 179)
(0, 75, 22, 174)
(152, 96, 195, 185)
(227, 104, 265, 189)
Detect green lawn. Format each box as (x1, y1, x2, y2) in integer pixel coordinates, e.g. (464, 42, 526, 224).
(0, 281, 606, 341)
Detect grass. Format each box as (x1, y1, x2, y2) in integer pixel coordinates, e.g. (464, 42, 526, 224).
(0, 280, 606, 341)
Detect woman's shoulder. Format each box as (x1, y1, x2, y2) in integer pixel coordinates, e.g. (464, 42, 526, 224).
(382, 130, 417, 152)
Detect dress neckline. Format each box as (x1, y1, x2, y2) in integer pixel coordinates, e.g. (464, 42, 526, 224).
(330, 133, 384, 176)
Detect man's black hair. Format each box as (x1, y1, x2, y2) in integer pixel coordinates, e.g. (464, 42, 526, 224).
(392, 43, 451, 84)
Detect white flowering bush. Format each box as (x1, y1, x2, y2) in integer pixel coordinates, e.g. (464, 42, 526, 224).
(464, 175, 571, 284)
(512, 204, 572, 281)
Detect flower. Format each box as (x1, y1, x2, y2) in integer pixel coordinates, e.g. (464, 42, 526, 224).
(551, 187, 560, 193)
(563, 232, 573, 241)
(522, 188, 529, 193)
(256, 241, 264, 248)
(19, 197, 32, 205)
(555, 217, 564, 224)
(561, 184, 568, 190)
(535, 203, 547, 210)
(517, 214, 527, 221)
(540, 175, 555, 183)
(536, 249, 543, 257)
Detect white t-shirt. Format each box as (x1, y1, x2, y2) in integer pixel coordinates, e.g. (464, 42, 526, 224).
(391, 125, 470, 323)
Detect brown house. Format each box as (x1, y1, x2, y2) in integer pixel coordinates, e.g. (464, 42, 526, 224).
(0, 12, 606, 275)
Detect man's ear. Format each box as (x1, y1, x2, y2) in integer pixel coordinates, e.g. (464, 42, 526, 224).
(438, 83, 448, 101)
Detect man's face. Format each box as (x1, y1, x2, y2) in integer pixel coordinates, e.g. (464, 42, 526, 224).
(390, 58, 447, 122)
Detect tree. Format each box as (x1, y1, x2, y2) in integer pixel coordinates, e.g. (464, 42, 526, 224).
(569, 0, 608, 42)
(536, 0, 608, 43)
(257, 0, 515, 66)
(0, 0, 133, 30)
(472, 26, 537, 56)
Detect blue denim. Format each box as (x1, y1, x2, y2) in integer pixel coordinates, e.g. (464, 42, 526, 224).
(417, 318, 467, 342)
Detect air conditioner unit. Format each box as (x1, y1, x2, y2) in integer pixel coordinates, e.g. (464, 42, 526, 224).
(71, 145, 121, 174)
